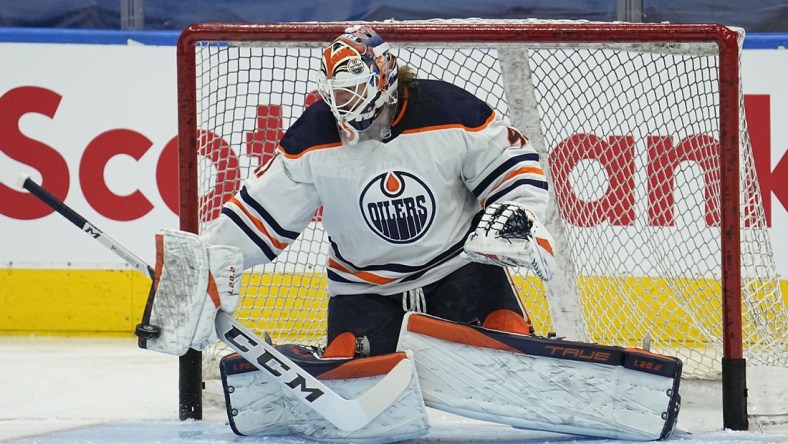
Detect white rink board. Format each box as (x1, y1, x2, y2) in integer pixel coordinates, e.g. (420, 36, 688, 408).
(0, 41, 786, 275)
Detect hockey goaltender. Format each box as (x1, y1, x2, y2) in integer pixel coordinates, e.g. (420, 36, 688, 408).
(136, 25, 682, 442)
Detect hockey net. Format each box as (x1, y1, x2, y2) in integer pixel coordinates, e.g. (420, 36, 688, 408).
(177, 20, 787, 424)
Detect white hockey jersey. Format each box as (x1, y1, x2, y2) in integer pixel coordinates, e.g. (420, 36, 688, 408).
(203, 79, 548, 296)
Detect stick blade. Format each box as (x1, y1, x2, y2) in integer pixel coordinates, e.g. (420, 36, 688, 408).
(346, 356, 416, 427)
(214, 311, 414, 431)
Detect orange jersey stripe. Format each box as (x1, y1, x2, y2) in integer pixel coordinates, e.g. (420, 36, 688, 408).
(278, 141, 343, 160)
(481, 166, 546, 207)
(497, 166, 545, 184)
(390, 89, 409, 126)
(400, 110, 495, 135)
(328, 258, 398, 285)
(227, 197, 289, 251)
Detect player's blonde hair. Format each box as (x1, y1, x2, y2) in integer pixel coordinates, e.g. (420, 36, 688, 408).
(397, 65, 418, 96)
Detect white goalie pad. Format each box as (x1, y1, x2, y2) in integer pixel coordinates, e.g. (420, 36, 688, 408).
(220, 347, 430, 443)
(397, 313, 681, 441)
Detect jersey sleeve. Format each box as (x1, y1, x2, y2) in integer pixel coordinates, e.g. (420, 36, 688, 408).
(201, 153, 320, 270)
(462, 112, 549, 221)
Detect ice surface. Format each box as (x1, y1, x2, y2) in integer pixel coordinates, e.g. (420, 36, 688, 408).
(1, 336, 787, 443)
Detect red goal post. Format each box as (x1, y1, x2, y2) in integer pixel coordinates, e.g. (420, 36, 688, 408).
(175, 20, 786, 430)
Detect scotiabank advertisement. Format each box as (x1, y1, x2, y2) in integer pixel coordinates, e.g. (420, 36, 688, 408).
(0, 39, 787, 277)
(0, 43, 178, 268)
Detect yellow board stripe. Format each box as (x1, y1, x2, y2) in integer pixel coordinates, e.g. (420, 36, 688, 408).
(0, 269, 151, 336)
(1, 269, 787, 345)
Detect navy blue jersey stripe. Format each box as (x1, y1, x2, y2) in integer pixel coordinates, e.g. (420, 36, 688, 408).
(221, 208, 278, 261)
(485, 178, 549, 206)
(329, 230, 469, 274)
(327, 269, 357, 284)
(327, 245, 464, 286)
(239, 187, 300, 240)
(471, 153, 541, 197)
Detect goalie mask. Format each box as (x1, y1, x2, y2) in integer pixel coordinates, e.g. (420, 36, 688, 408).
(317, 25, 398, 145)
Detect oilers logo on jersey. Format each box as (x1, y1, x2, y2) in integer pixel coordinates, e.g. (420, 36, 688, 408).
(359, 171, 436, 244)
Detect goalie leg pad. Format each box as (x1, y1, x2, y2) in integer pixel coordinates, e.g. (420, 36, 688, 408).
(397, 312, 681, 441)
(220, 346, 430, 443)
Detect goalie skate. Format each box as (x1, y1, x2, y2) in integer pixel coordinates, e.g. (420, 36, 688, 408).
(397, 312, 681, 441)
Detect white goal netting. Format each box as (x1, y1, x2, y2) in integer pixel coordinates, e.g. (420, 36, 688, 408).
(177, 21, 786, 391)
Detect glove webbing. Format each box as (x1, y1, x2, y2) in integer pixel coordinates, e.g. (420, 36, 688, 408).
(489, 204, 534, 242)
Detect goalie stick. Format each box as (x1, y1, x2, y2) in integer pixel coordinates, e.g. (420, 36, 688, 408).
(15, 172, 413, 432)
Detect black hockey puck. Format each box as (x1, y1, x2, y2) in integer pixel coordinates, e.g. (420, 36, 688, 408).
(135, 323, 161, 339)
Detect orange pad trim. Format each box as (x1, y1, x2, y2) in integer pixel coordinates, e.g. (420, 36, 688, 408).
(407, 313, 521, 354)
(318, 352, 408, 380)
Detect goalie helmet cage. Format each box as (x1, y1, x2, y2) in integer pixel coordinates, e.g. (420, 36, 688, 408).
(175, 20, 786, 430)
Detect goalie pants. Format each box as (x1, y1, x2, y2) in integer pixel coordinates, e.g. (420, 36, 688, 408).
(327, 262, 526, 356)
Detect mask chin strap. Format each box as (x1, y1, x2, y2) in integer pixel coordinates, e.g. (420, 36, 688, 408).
(339, 122, 360, 145)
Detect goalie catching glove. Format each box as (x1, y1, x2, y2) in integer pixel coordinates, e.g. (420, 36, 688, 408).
(138, 229, 243, 356)
(463, 201, 556, 281)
